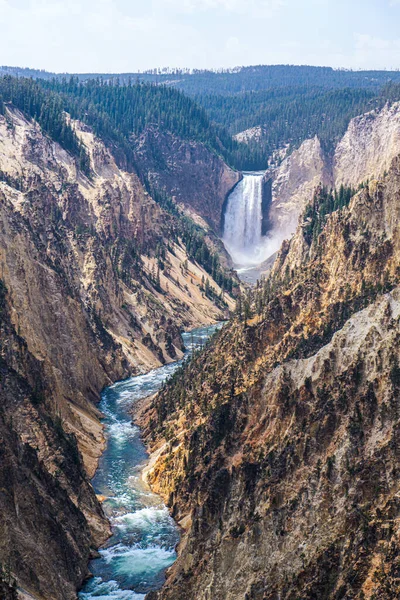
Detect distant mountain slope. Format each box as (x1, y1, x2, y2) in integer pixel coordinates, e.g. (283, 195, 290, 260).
(198, 86, 381, 147)
(4, 64, 400, 92)
(4, 66, 400, 170)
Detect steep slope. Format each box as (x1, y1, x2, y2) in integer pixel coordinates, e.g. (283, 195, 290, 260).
(0, 106, 236, 599)
(334, 101, 400, 187)
(266, 136, 330, 238)
(263, 101, 400, 248)
(131, 127, 240, 231)
(0, 278, 108, 600)
(141, 157, 400, 600)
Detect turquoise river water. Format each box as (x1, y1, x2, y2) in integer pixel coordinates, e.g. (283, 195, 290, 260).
(79, 324, 222, 600)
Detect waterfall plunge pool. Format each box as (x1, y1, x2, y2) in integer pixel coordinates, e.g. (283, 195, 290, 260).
(79, 324, 223, 600)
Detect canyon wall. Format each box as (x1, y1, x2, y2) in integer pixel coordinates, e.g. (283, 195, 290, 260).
(0, 289, 108, 600)
(0, 108, 235, 599)
(266, 135, 330, 240)
(132, 126, 241, 231)
(142, 157, 400, 600)
(264, 101, 400, 245)
(4, 91, 400, 600)
(334, 101, 400, 187)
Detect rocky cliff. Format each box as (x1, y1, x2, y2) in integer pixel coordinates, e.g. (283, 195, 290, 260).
(266, 136, 329, 241)
(264, 101, 400, 247)
(0, 286, 107, 600)
(334, 101, 400, 188)
(132, 127, 241, 231)
(0, 107, 236, 599)
(234, 126, 265, 144)
(141, 157, 400, 599)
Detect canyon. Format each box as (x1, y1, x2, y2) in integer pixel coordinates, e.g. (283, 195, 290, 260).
(1, 73, 400, 600)
(142, 158, 400, 600)
(139, 107, 400, 599)
(0, 105, 236, 599)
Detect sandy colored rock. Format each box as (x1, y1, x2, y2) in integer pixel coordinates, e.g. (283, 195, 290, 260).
(0, 107, 236, 600)
(143, 158, 400, 600)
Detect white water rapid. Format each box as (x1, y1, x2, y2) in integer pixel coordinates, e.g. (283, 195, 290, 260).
(79, 324, 222, 600)
(222, 172, 277, 270)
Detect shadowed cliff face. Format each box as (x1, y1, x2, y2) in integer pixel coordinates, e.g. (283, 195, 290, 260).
(141, 158, 400, 600)
(131, 126, 241, 231)
(0, 281, 108, 600)
(0, 108, 236, 599)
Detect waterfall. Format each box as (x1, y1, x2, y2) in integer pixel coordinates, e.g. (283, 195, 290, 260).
(223, 172, 267, 266)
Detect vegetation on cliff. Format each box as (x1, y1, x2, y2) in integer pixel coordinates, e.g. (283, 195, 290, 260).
(0, 106, 237, 598)
(0, 273, 108, 600)
(142, 160, 400, 600)
(0, 76, 91, 175)
(0, 561, 18, 600)
(4, 64, 400, 600)
(42, 77, 268, 171)
(4, 66, 400, 173)
(198, 87, 380, 152)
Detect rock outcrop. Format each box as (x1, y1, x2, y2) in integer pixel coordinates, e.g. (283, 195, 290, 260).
(132, 127, 241, 231)
(266, 136, 330, 240)
(0, 107, 236, 599)
(334, 101, 400, 187)
(264, 101, 400, 248)
(141, 158, 400, 600)
(234, 126, 265, 144)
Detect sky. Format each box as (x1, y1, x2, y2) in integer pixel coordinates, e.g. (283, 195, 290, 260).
(1, 0, 400, 73)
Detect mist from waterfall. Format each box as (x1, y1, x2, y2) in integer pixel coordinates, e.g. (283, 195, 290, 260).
(222, 172, 281, 268)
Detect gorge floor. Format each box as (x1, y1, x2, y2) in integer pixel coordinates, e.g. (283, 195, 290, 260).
(79, 324, 223, 600)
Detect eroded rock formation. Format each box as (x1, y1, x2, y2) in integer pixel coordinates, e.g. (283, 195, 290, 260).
(264, 101, 400, 247)
(131, 126, 241, 231)
(266, 136, 329, 239)
(0, 107, 235, 599)
(141, 157, 400, 600)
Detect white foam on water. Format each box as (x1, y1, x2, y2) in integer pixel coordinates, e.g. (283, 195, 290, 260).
(114, 506, 171, 533)
(108, 420, 138, 444)
(223, 172, 281, 268)
(108, 492, 133, 506)
(101, 543, 176, 577)
(79, 324, 221, 600)
(110, 368, 170, 398)
(79, 577, 145, 599)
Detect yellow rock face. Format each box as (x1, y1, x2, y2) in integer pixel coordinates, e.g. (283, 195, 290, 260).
(143, 158, 400, 600)
(0, 108, 236, 599)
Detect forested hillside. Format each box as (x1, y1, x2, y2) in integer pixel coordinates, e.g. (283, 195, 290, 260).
(198, 87, 382, 153)
(3, 65, 400, 170)
(160, 65, 400, 95)
(0, 75, 266, 171)
(0, 76, 91, 174)
(4, 64, 400, 92)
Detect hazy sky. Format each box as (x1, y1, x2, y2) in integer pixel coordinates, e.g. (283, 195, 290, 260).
(1, 0, 400, 73)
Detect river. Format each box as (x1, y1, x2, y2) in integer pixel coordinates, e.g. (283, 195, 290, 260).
(79, 323, 222, 600)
